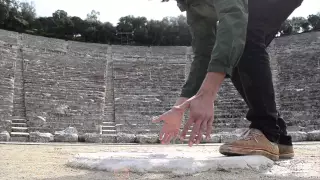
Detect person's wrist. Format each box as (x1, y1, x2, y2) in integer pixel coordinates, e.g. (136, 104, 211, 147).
(174, 97, 188, 106)
(197, 72, 225, 99)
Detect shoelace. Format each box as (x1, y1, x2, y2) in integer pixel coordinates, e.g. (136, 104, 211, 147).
(240, 129, 261, 143)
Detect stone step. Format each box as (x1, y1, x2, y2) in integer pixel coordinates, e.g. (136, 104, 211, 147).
(102, 130, 117, 134)
(11, 119, 27, 124)
(10, 136, 29, 142)
(10, 132, 29, 137)
(11, 123, 27, 127)
(103, 122, 116, 126)
(102, 126, 116, 130)
(11, 127, 28, 133)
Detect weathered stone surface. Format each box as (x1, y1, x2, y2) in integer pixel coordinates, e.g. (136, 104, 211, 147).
(287, 126, 304, 132)
(206, 134, 221, 143)
(101, 134, 117, 143)
(220, 133, 241, 143)
(307, 130, 320, 141)
(64, 127, 78, 134)
(116, 133, 136, 143)
(288, 131, 308, 142)
(0, 131, 10, 141)
(27, 116, 47, 128)
(29, 131, 54, 143)
(67, 152, 273, 175)
(0, 120, 12, 132)
(84, 133, 102, 143)
(136, 134, 159, 144)
(10, 136, 29, 142)
(54, 127, 78, 142)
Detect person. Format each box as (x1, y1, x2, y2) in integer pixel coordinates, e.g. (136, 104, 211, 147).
(153, 0, 303, 161)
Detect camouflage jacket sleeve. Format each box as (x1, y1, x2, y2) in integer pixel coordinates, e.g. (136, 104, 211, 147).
(208, 0, 248, 78)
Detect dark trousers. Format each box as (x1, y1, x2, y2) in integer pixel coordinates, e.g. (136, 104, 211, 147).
(232, 0, 303, 145)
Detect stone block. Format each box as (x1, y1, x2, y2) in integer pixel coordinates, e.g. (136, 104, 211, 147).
(84, 133, 102, 143)
(220, 133, 241, 143)
(0, 120, 12, 133)
(206, 134, 221, 143)
(27, 116, 46, 128)
(136, 134, 159, 144)
(307, 130, 320, 141)
(101, 134, 117, 143)
(54, 127, 78, 142)
(10, 137, 29, 142)
(0, 131, 10, 142)
(116, 133, 136, 143)
(29, 131, 54, 143)
(288, 131, 308, 142)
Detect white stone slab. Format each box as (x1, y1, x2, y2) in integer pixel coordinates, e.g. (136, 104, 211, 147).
(67, 152, 274, 175)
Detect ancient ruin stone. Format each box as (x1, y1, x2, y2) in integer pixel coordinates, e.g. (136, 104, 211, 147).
(206, 134, 221, 143)
(136, 134, 159, 144)
(307, 130, 320, 141)
(64, 127, 78, 134)
(0, 120, 12, 133)
(220, 133, 241, 143)
(288, 131, 308, 142)
(54, 127, 78, 142)
(101, 134, 117, 143)
(27, 116, 46, 128)
(29, 131, 54, 143)
(116, 133, 136, 143)
(84, 133, 102, 143)
(56, 104, 70, 115)
(0, 131, 10, 142)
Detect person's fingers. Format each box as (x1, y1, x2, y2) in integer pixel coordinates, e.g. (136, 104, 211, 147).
(152, 113, 166, 123)
(159, 129, 165, 140)
(206, 117, 214, 140)
(163, 132, 174, 144)
(189, 120, 201, 147)
(180, 118, 193, 140)
(196, 129, 203, 145)
(200, 119, 207, 140)
(161, 133, 169, 144)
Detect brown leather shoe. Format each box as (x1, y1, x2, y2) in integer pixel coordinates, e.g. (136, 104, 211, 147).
(278, 144, 294, 159)
(219, 129, 280, 161)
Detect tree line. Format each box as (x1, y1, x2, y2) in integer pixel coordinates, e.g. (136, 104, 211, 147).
(1, 0, 319, 46)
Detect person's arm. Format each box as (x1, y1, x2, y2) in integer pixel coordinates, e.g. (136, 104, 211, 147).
(180, 0, 248, 101)
(207, 0, 248, 78)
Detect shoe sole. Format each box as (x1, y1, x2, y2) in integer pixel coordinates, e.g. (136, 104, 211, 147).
(279, 153, 294, 159)
(219, 145, 279, 161)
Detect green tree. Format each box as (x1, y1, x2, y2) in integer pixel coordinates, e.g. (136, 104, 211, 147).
(290, 17, 308, 33)
(86, 10, 100, 23)
(308, 14, 320, 30)
(279, 20, 293, 35)
(52, 10, 74, 38)
(19, 1, 36, 26)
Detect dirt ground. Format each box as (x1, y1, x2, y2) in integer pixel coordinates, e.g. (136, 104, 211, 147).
(0, 142, 319, 180)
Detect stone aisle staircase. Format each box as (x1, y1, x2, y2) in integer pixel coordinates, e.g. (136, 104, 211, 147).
(10, 117, 29, 142)
(101, 122, 117, 135)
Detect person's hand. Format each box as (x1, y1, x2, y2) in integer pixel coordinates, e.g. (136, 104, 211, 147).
(152, 106, 185, 144)
(152, 97, 189, 144)
(179, 93, 215, 147)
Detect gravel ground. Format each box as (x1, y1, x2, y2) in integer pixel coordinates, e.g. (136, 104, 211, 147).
(0, 142, 319, 180)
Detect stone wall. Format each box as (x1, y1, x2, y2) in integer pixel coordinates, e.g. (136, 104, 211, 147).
(271, 32, 320, 131)
(21, 34, 108, 134)
(0, 29, 319, 137)
(112, 46, 187, 134)
(0, 31, 17, 122)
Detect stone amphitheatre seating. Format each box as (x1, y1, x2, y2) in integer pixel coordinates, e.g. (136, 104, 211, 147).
(0, 29, 319, 142)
